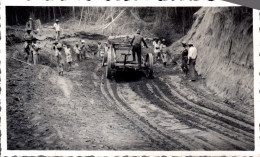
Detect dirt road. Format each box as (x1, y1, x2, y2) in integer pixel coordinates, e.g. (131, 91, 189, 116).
(7, 46, 254, 150)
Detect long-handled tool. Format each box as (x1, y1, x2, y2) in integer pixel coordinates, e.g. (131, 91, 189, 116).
(10, 57, 32, 66)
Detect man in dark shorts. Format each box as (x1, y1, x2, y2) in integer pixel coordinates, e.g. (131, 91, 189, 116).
(130, 29, 148, 68)
(23, 28, 34, 63)
(181, 41, 189, 75)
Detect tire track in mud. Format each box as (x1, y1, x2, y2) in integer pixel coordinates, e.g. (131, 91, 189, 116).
(152, 79, 254, 136)
(100, 77, 188, 150)
(150, 82, 252, 147)
(116, 83, 218, 150)
(158, 76, 254, 126)
(129, 79, 253, 150)
(132, 83, 242, 150)
(97, 62, 253, 150)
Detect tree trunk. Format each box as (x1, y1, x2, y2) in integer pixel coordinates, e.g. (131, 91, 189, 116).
(48, 7, 51, 21)
(174, 7, 178, 18)
(79, 7, 84, 26)
(43, 7, 46, 22)
(111, 7, 113, 35)
(84, 9, 87, 29)
(182, 7, 185, 35)
(53, 7, 56, 20)
(72, 6, 75, 20)
(59, 7, 62, 17)
(15, 10, 19, 25)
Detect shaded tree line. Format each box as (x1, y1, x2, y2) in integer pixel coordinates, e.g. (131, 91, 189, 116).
(7, 6, 199, 29)
(6, 6, 202, 43)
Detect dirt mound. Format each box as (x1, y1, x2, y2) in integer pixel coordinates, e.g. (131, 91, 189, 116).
(75, 31, 107, 40)
(170, 7, 253, 105)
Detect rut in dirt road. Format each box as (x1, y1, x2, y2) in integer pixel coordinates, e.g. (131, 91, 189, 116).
(100, 65, 254, 150)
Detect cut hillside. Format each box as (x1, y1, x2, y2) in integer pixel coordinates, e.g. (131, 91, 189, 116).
(171, 7, 253, 105)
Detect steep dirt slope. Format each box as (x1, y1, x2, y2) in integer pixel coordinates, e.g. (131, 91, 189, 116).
(171, 7, 253, 105)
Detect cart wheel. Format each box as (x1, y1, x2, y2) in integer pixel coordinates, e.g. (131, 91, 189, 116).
(145, 53, 154, 79)
(106, 48, 112, 79)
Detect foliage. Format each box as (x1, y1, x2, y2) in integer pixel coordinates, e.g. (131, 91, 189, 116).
(6, 7, 199, 44)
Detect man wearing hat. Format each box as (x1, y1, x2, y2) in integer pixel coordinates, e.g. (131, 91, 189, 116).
(152, 37, 161, 63)
(181, 41, 189, 75)
(23, 28, 34, 63)
(187, 41, 197, 81)
(63, 42, 73, 71)
(97, 41, 103, 59)
(130, 29, 148, 68)
(160, 39, 169, 67)
(74, 42, 81, 62)
(102, 42, 109, 66)
(55, 43, 64, 76)
(99, 42, 105, 61)
(53, 19, 61, 41)
(25, 17, 33, 31)
(31, 37, 41, 65)
(80, 40, 86, 60)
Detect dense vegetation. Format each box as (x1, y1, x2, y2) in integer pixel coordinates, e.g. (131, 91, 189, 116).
(6, 6, 200, 44)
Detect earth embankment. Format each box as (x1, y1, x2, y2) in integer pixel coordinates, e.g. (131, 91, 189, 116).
(171, 7, 253, 105)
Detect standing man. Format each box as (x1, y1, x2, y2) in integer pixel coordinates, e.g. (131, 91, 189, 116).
(102, 42, 109, 66)
(130, 29, 148, 68)
(160, 39, 169, 67)
(31, 38, 41, 65)
(55, 43, 64, 76)
(187, 41, 197, 81)
(25, 17, 33, 31)
(74, 42, 81, 62)
(53, 19, 61, 41)
(63, 43, 73, 71)
(23, 28, 34, 63)
(80, 40, 86, 60)
(181, 41, 189, 75)
(153, 37, 161, 63)
(97, 41, 103, 59)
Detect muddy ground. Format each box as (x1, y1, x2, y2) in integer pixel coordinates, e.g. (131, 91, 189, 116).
(6, 37, 254, 150)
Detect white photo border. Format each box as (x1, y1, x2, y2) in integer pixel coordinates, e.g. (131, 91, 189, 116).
(1, 0, 259, 156)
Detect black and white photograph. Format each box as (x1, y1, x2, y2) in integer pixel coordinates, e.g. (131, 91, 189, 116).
(1, 0, 258, 156)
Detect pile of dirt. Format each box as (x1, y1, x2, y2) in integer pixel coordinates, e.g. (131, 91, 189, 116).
(6, 23, 108, 45)
(75, 31, 107, 40)
(170, 7, 253, 105)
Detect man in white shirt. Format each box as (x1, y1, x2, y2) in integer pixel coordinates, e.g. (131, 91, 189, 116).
(160, 39, 169, 67)
(25, 17, 33, 31)
(53, 19, 61, 41)
(153, 37, 161, 63)
(187, 41, 197, 81)
(181, 41, 189, 75)
(74, 42, 81, 62)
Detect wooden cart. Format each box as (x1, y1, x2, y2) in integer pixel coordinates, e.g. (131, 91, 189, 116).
(104, 35, 154, 79)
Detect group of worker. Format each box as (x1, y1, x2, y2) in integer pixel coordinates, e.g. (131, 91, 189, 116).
(23, 17, 61, 66)
(131, 29, 197, 81)
(23, 18, 197, 80)
(180, 41, 197, 81)
(152, 38, 171, 67)
(23, 17, 107, 76)
(23, 25, 41, 65)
